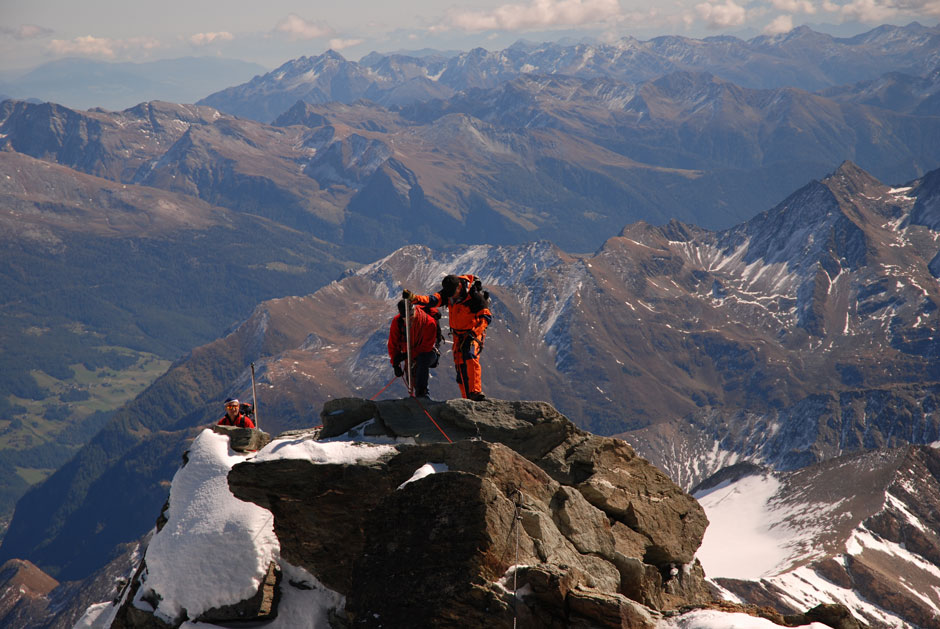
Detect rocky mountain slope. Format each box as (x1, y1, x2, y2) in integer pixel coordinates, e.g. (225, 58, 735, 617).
(199, 23, 940, 122)
(821, 68, 940, 115)
(0, 559, 58, 628)
(75, 401, 859, 629)
(694, 444, 940, 628)
(6, 161, 940, 596)
(0, 547, 141, 629)
(7, 66, 940, 247)
(0, 104, 354, 531)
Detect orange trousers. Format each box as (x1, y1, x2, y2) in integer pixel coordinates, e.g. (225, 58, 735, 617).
(453, 332, 483, 398)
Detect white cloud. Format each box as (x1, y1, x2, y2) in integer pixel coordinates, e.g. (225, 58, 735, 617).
(328, 38, 365, 51)
(819, 0, 940, 21)
(829, 0, 898, 22)
(764, 14, 796, 32)
(901, 0, 940, 14)
(8, 24, 54, 40)
(833, 0, 901, 20)
(275, 13, 334, 40)
(189, 31, 234, 47)
(47, 35, 161, 59)
(696, 0, 749, 27)
(771, 0, 818, 13)
(438, 0, 622, 33)
(48, 35, 116, 58)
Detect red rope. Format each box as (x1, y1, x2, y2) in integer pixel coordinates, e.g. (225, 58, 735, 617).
(412, 395, 453, 443)
(370, 376, 399, 400)
(368, 375, 452, 442)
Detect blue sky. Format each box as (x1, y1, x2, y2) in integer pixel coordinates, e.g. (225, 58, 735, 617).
(2, 0, 939, 72)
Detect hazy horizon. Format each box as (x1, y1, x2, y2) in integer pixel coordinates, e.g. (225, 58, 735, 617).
(3, 0, 939, 74)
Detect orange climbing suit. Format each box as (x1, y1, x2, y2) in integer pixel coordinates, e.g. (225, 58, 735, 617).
(411, 275, 492, 398)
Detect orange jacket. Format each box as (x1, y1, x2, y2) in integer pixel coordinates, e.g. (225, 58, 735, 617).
(412, 274, 492, 338)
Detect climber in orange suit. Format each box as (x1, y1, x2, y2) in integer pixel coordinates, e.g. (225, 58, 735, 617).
(404, 274, 492, 401)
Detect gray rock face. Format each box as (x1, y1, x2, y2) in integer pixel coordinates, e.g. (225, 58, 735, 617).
(228, 398, 710, 627)
(209, 425, 271, 452)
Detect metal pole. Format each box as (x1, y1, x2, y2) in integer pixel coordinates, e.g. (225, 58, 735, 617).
(250, 362, 260, 429)
(404, 301, 414, 397)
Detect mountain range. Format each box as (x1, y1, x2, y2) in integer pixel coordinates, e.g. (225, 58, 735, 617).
(3, 160, 940, 627)
(0, 100, 357, 531)
(2, 21, 940, 628)
(199, 23, 940, 122)
(4, 61, 940, 248)
(3, 36, 937, 519)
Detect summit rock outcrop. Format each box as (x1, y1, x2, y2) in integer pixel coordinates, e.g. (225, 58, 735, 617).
(102, 398, 713, 628)
(228, 398, 710, 627)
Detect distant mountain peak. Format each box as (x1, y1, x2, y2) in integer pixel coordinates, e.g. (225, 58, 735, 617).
(271, 100, 328, 128)
(826, 160, 883, 188)
(821, 160, 905, 224)
(322, 49, 347, 61)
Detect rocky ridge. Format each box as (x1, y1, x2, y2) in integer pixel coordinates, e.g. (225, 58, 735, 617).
(0, 559, 58, 628)
(93, 398, 864, 629)
(236, 398, 709, 627)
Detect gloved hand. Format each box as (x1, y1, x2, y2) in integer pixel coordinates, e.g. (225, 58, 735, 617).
(402, 289, 414, 301)
(393, 363, 404, 377)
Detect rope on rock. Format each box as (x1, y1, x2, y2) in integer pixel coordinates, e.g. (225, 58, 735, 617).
(411, 394, 453, 443)
(366, 375, 452, 441)
(370, 375, 399, 400)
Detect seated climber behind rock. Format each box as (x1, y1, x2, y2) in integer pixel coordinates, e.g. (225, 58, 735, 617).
(403, 274, 491, 401)
(217, 398, 256, 429)
(388, 299, 441, 399)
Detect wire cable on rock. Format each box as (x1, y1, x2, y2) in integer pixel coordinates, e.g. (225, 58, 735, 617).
(512, 489, 524, 629)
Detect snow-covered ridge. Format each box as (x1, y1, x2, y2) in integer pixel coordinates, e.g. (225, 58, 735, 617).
(695, 446, 940, 628)
(76, 429, 403, 628)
